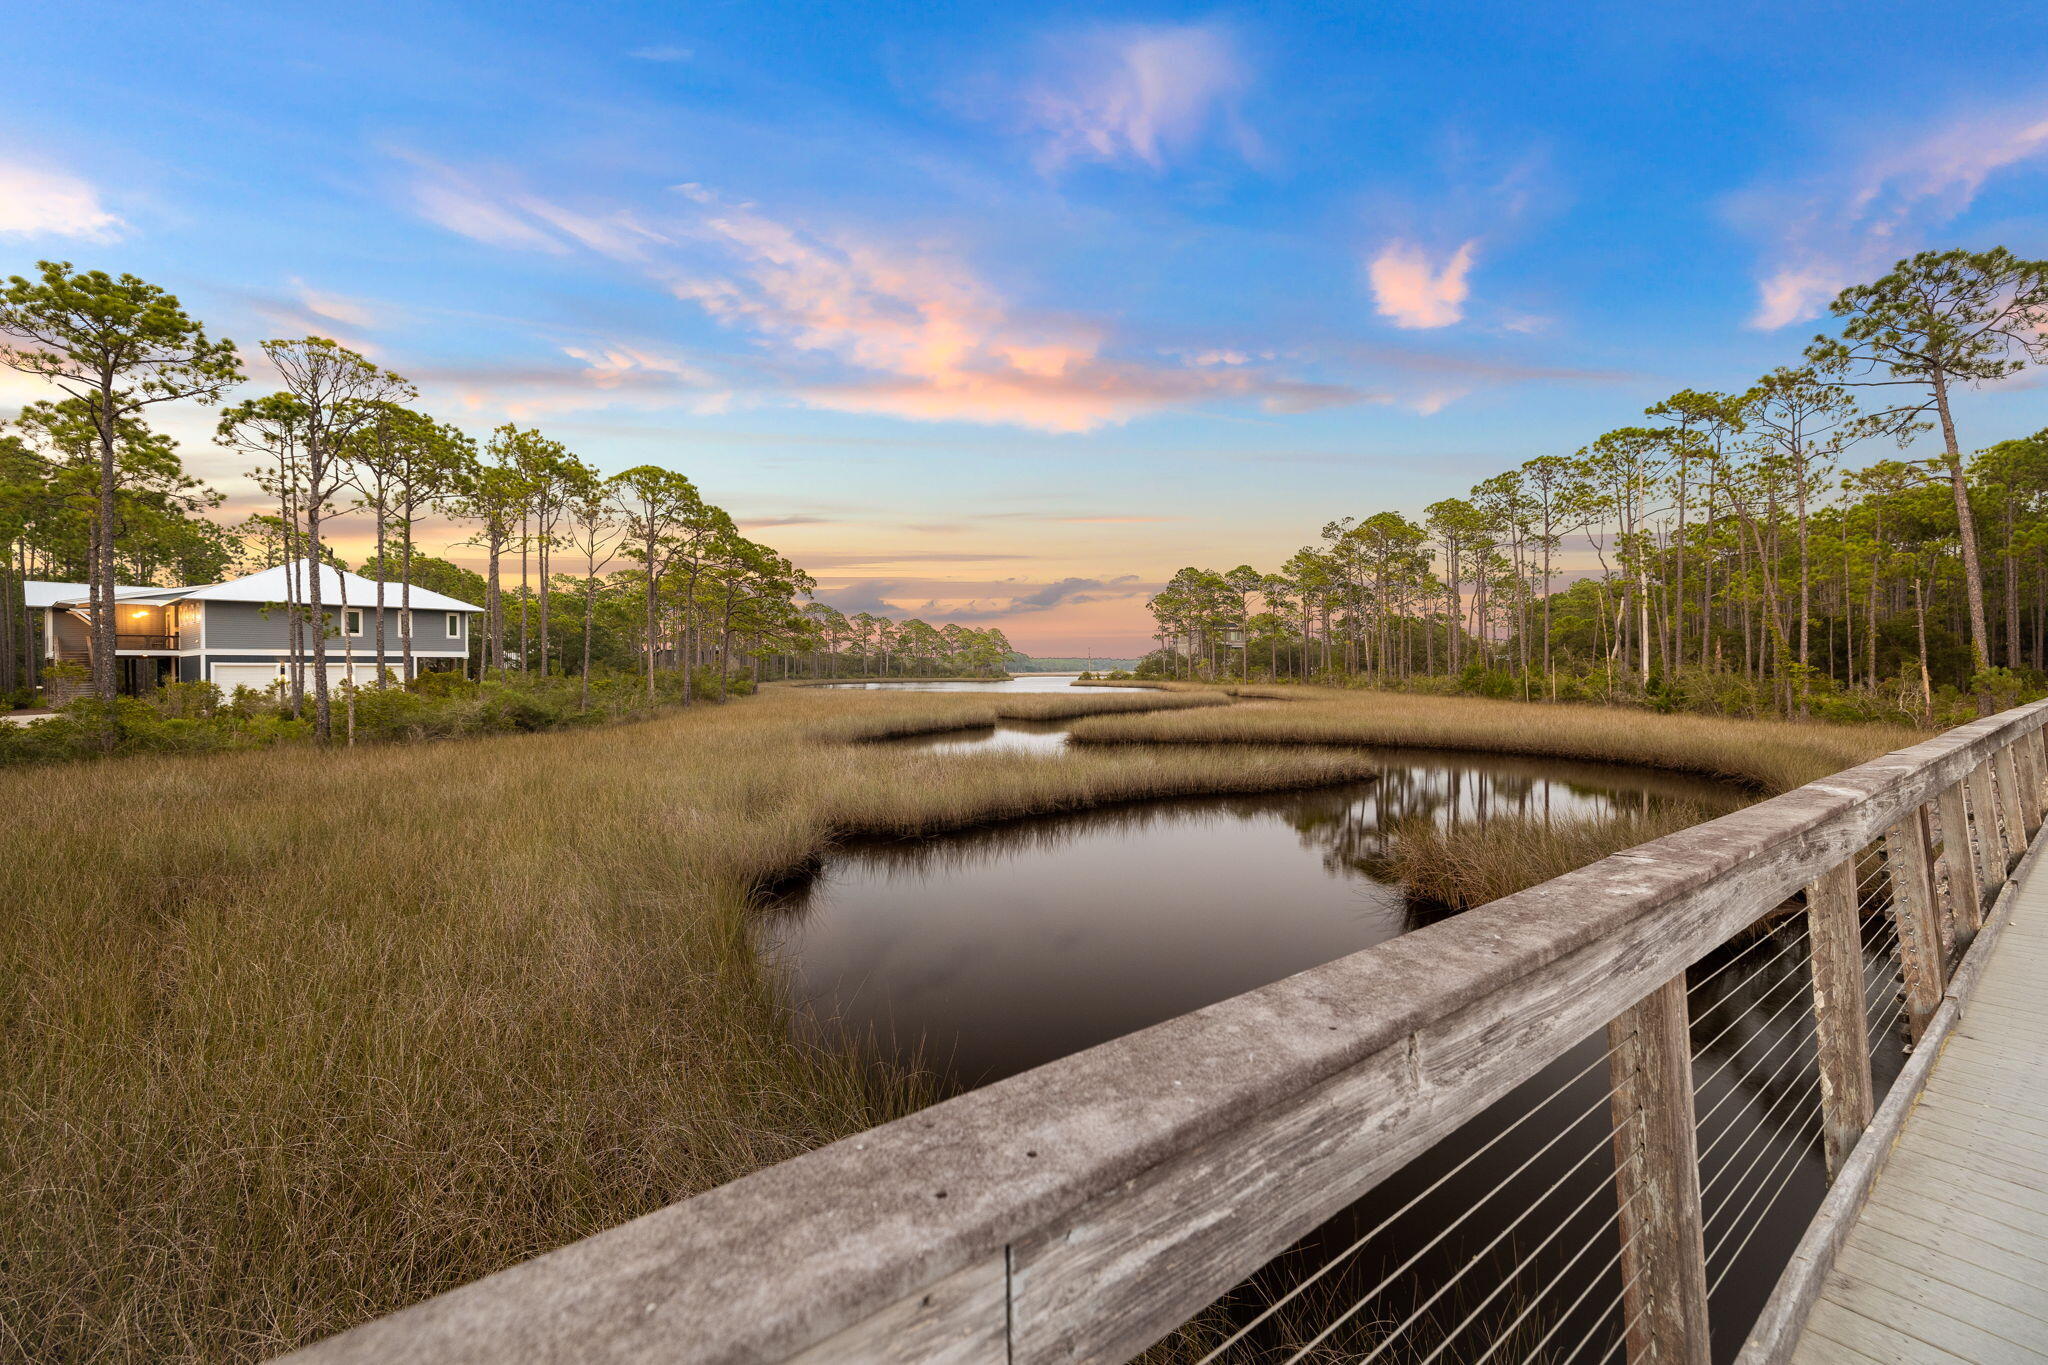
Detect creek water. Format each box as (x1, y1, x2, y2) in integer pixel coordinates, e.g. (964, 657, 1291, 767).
(762, 703, 1908, 1360)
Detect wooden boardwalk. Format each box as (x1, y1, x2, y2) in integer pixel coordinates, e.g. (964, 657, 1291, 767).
(1792, 854, 2048, 1363)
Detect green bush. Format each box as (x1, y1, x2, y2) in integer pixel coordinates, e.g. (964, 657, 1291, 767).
(0, 665, 765, 768)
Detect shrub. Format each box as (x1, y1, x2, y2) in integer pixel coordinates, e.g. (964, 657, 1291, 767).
(0, 667, 746, 769)
(157, 680, 222, 719)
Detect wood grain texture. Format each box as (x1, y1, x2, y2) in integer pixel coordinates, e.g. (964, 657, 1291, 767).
(1973, 761, 2011, 895)
(2014, 739, 2044, 839)
(1885, 807, 1947, 1041)
(1608, 976, 1712, 1365)
(785, 1257, 1007, 1365)
(1997, 747, 2029, 869)
(1939, 782, 1985, 937)
(1807, 860, 1875, 1177)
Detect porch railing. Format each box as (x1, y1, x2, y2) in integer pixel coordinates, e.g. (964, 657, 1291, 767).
(282, 701, 2048, 1365)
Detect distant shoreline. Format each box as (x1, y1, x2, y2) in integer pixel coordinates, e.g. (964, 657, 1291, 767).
(1010, 658, 1140, 673)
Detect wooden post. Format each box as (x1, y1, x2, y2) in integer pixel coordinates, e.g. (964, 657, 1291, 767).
(1884, 807, 1946, 1042)
(1936, 781, 1985, 938)
(1967, 761, 2007, 896)
(1993, 746, 2027, 865)
(2034, 727, 2048, 818)
(1805, 861, 1874, 1177)
(1607, 975, 1711, 1365)
(2013, 737, 2044, 839)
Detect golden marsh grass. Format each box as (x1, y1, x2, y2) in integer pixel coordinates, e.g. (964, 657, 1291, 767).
(0, 686, 1370, 1362)
(1065, 686, 1926, 793)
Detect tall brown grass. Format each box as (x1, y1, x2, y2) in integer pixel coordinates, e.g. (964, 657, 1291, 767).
(1390, 804, 1724, 910)
(0, 687, 1371, 1362)
(1066, 686, 1926, 792)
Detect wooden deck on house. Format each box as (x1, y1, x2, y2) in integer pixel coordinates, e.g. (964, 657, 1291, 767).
(1792, 853, 2048, 1364)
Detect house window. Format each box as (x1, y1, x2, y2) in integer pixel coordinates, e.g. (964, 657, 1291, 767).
(343, 608, 364, 637)
(446, 613, 461, 638)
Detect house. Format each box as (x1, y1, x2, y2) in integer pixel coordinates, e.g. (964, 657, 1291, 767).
(26, 560, 484, 697)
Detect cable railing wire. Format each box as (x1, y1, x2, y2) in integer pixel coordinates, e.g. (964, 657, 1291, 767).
(1188, 1037, 1627, 1364)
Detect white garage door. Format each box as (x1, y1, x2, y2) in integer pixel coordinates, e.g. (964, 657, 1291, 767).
(211, 663, 283, 693)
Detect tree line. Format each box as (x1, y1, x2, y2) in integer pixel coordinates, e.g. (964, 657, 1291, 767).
(796, 602, 1015, 678)
(0, 261, 828, 741)
(1145, 248, 2048, 724)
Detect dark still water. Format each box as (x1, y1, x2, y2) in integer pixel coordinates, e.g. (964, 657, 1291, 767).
(762, 745, 1747, 1086)
(761, 737, 1907, 1359)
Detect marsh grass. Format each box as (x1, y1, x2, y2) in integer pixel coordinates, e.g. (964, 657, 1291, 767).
(1066, 687, 1925, 793)
(0, 686, 1372, 1362)
(1390, 804, 1724, 910)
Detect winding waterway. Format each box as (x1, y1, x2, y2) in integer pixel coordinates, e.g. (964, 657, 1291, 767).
(765, 740, 1747, 1084)
(764, 683, 1908, 1360)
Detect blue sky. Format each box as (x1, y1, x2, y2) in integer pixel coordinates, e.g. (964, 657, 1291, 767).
(7, 1, 2048, 650)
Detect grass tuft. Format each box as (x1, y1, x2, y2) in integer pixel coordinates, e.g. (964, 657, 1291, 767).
(1389, 804, 1723, 910)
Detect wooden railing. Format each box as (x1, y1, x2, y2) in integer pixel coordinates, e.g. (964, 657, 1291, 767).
(284, 702, 2048, 1365)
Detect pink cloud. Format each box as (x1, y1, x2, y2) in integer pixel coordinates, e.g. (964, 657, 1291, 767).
(0, 158, 123, 240)
(669, 188, 1353, 431)
(291, 279, 378, 329)
(1367, 239, 1479, 329)
(1738, 101, 2048, 329)
(398, 162, 1358, 430)
(1021, 23, 1257, 172)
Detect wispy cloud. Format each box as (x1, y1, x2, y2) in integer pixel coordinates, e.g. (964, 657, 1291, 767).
(292, 279, 378, 329)
(1060, 514, 1176, 524)
(1737, 100, 2048, 329)
(404, 159, 1356, 432)
(404, 344, 732, 419)
(667, 184, 1352, 430)
(629, 45, 692, 62)
(0, 158, 124, 240)
(1367, 239, 1479, 329)
(1015, 22, 1257, 172)
(812, 575, 1145, 621)
(736, 514, 834, 529)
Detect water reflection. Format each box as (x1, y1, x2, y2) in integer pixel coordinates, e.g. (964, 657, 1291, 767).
(763, 748, 1747, 1087)
(763, 725, 1895, 1357)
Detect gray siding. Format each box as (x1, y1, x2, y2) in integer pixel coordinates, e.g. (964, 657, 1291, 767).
(201, 602, 465, 659)
(201, 601, 295, 651)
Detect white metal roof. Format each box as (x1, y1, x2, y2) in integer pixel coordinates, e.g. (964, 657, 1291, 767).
(25, 581, 160, 608)
(27, 562, 483, 612)
(170, 562, 483, 611)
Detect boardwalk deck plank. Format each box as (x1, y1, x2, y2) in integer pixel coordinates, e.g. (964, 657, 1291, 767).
(1852, 1225, 2048, 1325)
(1862, 1188, 2048, 1275)
(1804, 1298, 1976, 1364)
(1817, 1258, 2048, 1364)
(1790, 852, 2048, 1364)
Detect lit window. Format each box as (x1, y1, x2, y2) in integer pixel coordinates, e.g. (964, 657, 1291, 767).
(446, 613, 461, 638)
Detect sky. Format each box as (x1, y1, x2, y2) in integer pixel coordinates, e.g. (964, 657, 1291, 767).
(7, 2, 2048, 654)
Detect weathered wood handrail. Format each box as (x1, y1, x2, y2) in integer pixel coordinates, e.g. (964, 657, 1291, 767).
(283, 701, 2048, 1365)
